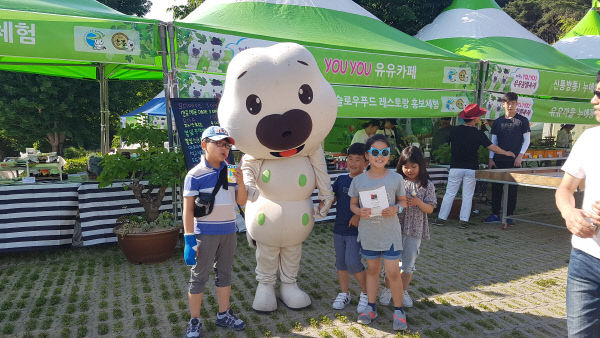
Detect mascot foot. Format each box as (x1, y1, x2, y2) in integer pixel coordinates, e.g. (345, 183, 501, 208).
(280, 283, 311, 310)
(252, 283, 277, 313)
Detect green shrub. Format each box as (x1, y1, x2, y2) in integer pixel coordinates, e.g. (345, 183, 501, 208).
(63, 157, 88, 174)
(63, 147, 87, 159)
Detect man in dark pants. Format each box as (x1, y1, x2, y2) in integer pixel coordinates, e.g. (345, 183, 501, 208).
(484, 92, 531, 229)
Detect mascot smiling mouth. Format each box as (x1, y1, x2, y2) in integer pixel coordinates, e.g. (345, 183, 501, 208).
(270, 144, 305, 158)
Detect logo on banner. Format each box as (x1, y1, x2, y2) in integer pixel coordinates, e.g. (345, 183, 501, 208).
(443, 67, 471, 84)
(441, 96, 469, 113)
(75, 26, 140, 56)
(510, 68, 540, 95)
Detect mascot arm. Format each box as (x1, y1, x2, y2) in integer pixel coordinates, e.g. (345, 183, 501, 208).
(241, 154, 263, 202)
(308, 145, 334, 217)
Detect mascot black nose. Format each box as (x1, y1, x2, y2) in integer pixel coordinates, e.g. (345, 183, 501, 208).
(256, 109, 312, 150)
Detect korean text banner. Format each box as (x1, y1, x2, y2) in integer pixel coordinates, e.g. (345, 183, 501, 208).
(176, 72, 474, 118)
(482, 91, 599, 125)
(485, 63, 596, 100)
(0, 10, 158, 65)
(176, 27, 478, 91)
(170, 98, 220, 170)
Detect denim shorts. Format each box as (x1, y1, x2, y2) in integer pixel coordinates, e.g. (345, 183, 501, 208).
(361, 243, 402, 260)
(400, 236, 421, 274)
(566, 248, 600, 337)
(333, 233, 365, 274)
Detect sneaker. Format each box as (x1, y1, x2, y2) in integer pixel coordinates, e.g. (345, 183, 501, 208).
(484, 214, 501, 223)
(332, 292, 350, 310)
(431, 218, 446, 226)
(379, 287, 392, 306)
(506, 218, 515, 226)
(186, 318, 202, 338)
(458, 221, 470, 229)
(357, 292, 369, 313)
(215, 309, 245, 331)
(402, 290, 413, 308)
(357, 305, 378, 325)
(393, 309, 408, 331)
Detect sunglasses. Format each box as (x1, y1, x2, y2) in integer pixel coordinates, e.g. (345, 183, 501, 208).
(594, 90, 600, 99)
(367, 147, 390, 157)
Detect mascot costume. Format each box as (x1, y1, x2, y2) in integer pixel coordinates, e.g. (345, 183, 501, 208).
(218, 43, 336, 312)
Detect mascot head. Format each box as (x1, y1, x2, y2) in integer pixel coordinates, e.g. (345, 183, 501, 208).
(218, 43, 337, 159)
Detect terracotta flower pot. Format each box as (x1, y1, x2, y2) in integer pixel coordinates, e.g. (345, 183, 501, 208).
(114, 226, 181, 265)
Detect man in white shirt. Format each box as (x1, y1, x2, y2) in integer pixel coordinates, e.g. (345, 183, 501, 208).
(556, 80, 600, 337)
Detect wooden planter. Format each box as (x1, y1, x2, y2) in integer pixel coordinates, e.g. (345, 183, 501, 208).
(114, 226, 181, 265)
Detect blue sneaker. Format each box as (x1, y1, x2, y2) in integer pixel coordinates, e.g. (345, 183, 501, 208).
(215, 309, 246, 331)
(484, 214, 501, 223)
(506, 218, 515, 226)
(186, 318, 202, 338)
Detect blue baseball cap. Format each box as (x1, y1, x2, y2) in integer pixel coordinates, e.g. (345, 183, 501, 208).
(201, 126, 235, 145)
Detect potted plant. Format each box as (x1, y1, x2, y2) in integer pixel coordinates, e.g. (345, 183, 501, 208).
(97, 124, 187, 264)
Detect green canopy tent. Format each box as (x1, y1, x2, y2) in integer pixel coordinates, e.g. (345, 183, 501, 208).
(0, 0, 169, 153)
(172, 0, 481, 120)
(416, 0, 599, 125)
(554, 1, 600, 70)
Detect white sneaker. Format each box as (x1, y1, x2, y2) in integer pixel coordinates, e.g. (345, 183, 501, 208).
(356, 292, 369, 313)
(332, 292, 350, 310)
(402, 290, 413, 308)
(379, 287, 392, 306)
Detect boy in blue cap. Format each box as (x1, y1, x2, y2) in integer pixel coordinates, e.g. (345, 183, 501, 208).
(182, 126, 247, 337)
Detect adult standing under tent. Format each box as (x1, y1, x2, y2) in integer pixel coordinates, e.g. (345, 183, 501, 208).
(0, 0, 167, 154)
(416, 0, 600, 126)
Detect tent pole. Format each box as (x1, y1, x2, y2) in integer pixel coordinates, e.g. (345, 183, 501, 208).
(98, 64, 110, 155)
(168, 23, 179, 98)
(477, 60, 489, 107)
(160, 23, 179, 221)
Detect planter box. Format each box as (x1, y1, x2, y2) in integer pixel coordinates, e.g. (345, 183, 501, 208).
(114, 226, 180, 265)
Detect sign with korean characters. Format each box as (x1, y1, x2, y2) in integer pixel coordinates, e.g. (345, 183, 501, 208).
(482, 91, 598, 124)
(170, 98, 220, 170)
(486, 63, 596, 100)
(0, 15, 157, 65)
(175, 26, 478, 90)
(333, 86, 475, 118)
(176, 72, 476, 119)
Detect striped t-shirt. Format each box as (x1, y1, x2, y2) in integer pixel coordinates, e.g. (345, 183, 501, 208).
(183, 156, 237, 235)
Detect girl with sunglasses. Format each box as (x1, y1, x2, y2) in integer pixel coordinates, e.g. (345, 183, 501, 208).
(348, 134, 408, 331)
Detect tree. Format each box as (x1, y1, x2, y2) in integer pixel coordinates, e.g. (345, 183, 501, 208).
(97, 0, 152, 16)
(503, 0, 590, 43)
(168, 0, 204, 19)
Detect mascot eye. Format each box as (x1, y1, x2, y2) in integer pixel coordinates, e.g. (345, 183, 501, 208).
(298, 84, 313, 104)
(246, 94, 262, 115)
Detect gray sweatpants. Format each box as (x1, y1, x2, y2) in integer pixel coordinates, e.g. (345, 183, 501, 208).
(189, 232, 237, 294)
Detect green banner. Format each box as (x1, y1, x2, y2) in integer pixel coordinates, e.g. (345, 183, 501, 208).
(323, 118, 364, 153)
(333, 86, 475, 118)
(486, 62, 596, 100)
(175, 27, 478, 90)
(482, 91, 599, 124)
(0, 10, 158, 65)
(309, 47, 477, 90)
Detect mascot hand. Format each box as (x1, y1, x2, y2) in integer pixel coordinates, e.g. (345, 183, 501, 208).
(184, 234, 198, 266)
(246, 231, 257, 249)
(319, 198, 333, 217)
